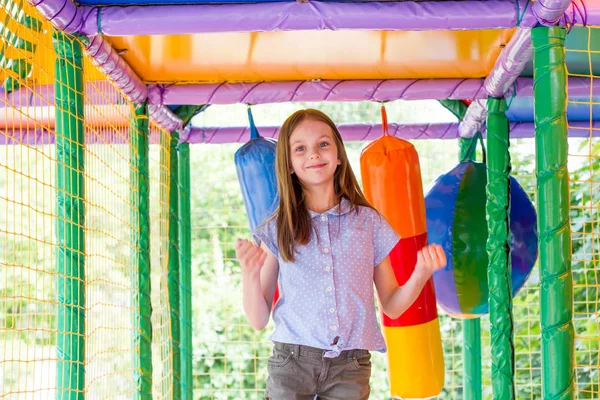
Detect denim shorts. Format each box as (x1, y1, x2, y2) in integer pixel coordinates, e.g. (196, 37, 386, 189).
(265, 341, 372, 400)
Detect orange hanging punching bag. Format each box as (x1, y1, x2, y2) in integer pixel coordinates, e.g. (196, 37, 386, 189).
(360, 106, 444, 398)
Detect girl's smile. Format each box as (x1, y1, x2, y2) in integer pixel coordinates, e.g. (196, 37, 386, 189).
(306, 163, 327, 169)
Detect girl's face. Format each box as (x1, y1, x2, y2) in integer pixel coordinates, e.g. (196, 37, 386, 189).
(288, 118, 341, 191)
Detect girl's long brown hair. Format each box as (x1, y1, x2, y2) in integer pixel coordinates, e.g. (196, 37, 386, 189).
(274, 109, 372, 262)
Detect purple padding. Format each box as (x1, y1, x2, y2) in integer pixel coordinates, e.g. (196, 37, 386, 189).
(30, 0, 593, 36)
(30, 1, 146, 102)
(148, 76, 597, 105)
(30, 0, 86, 34)
(532, 0, 582, 26)
(85, 0, 525, 36)
(148, 104, 183, 132)
(185, 121, 600, 143)
(459, 28, 532, 137)
(149, 80, 489, 105)
(5, 121, 600, 145)
(30, 1, 183, 133)
(459, 0, 574, 137)
(85, 37, 181, 131)
(188, 123, 460, 144)
(85, 35, 147, 103)
(485, 29, 533, 98)
(3, 76, 594, 108)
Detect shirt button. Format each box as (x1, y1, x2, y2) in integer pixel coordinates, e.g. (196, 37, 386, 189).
(323, 248, 329, 253)
(329, 308, 335, 313)
(326, 286, 333, 292)
(325, 266, 331, 272)
(321, 215, 327, 221)
(331, 325, 337, 331)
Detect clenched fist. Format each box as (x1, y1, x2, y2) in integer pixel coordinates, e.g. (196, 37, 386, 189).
(414, 244, 447, 280)
(235, 239, 267, 274)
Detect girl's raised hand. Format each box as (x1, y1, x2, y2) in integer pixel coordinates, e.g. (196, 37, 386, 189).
(414, 244, 447, 280)
(235, 239, 267, 274)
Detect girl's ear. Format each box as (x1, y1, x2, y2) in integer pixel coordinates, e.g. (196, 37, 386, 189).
(337, 159, 342, 165)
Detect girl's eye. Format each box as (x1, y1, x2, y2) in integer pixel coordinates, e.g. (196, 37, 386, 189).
(295, 146, 305, 152)
(320, 142, 329, 148)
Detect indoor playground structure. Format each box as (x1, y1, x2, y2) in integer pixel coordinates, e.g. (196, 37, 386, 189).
(1, 0, 600, 399)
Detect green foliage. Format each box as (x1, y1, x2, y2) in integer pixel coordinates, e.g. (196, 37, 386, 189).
(568, 138, 600, 397)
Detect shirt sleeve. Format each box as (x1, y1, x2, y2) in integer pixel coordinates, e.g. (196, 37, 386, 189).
(372, 210, 401, 267)
(252, 218, 279, 258)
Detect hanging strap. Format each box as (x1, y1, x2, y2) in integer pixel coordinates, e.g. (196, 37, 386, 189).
(248, 106, 260, 139)
(381, 105, 389, 136)
(461, 131, 487, 163)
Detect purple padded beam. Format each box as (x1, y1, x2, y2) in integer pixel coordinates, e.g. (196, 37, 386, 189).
(148, 77, 596, 105)
(6, 121, 599, 145)
(533, 0, 580, 25)
(186, 121, 600, 143)
(3, 76, 595, 108)
(28, 0, 183, 133)
(29, 0, 84, 34)
(33, 0, 599, 36)
(82, 0, 532, 36)
(149, 79, 488, 105)
(459, 0, 574, 137)
(86, 36, 182, 131)
(85, 35, 146, 103)
(148, 104, 184, 132)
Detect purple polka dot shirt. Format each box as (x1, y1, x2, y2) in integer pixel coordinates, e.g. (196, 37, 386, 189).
(253, 198, 400, 358)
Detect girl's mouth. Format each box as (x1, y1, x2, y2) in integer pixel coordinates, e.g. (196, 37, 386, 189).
(307, 163, 326, 169)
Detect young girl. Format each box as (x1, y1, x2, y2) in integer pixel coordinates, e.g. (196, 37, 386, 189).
(235, 109, 446, 400)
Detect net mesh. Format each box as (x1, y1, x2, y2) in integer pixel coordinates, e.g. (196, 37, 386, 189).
(149, 121, 174, 400)
(84, 74, 136, 400)
(0, 3, 64, 398)
(0, 2, 173, 398)
(566, 25, 600, 399)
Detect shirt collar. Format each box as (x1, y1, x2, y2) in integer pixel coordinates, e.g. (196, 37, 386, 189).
(308, 197, 353, 218)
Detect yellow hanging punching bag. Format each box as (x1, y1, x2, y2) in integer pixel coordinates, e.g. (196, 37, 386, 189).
(360, 106, 444, 398)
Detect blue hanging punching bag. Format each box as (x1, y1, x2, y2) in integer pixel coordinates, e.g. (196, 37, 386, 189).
(235, 107, 280, 305)
(234, 107, 279, 231)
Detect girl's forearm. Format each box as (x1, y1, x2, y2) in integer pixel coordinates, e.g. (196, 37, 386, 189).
(384, 270, 429, 320)
(242, 269, 271, 330)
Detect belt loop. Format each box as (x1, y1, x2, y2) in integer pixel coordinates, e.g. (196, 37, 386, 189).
(292, 344, 300, 358)
(347, 349, 354, 361)
(347, 349, 363, 360)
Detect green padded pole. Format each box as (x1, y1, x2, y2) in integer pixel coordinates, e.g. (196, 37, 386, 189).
(170, 105, 203, 400)
(441, 99, 483, 400)
(532, 26, 574, 400)
(131, 102, 153, 399)
(53, 31, 85, 400)
(486, 97, 515, 399)
(463, 318, 482, 400)
(178, 142, 193, 400)
(168, 131, 182, 399)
